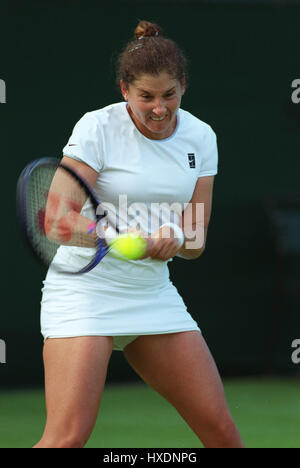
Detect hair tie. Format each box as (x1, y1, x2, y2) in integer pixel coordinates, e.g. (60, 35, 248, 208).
(128, 43, 143, 53)
(138, 31, 159, 40)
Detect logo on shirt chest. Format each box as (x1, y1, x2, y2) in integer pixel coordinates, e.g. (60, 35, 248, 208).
(188, 153, 196, 168)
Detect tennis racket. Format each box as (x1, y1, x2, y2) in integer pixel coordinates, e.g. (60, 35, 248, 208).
(16, 157, 117, 274)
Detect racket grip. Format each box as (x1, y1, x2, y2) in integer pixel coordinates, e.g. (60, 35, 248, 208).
(87, 222, 97, 234)
(104, 226, 118, 245)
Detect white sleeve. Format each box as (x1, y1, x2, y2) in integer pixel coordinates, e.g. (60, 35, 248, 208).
(198, 126, 218, 178)
(62, 113, 104, 173)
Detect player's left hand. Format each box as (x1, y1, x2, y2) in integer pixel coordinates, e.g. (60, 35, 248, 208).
(141, 225, 183, 261)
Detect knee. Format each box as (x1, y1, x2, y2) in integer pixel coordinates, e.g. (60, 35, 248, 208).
(56, 434, 86, 448)
(35, 423, 92, 448)
(34, 434, 86, 448)
(203, 412, 244, 448)
(215, 415, 242, 446)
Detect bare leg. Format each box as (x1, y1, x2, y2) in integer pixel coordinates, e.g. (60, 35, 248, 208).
(124, 331, 245, 448)
(34, 336, 113, 448)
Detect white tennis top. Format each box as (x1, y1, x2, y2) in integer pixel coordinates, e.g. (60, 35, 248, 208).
(62, 102, 218, 282)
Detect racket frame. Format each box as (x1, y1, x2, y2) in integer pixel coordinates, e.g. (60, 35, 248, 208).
(16, 157, 110, 274)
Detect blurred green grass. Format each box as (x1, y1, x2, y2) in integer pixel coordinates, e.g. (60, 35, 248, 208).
(0, 378, 299, 448)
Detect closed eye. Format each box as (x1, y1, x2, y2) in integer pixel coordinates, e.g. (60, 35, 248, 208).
(141, 93, 175, 100)
(139, 88, 176, 100)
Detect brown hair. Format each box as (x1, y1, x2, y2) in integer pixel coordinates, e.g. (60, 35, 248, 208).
(116, 20, 187, 88)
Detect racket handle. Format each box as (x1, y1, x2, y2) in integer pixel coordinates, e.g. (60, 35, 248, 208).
(87, 222, 96, 234)
(104, 226, 119, 245)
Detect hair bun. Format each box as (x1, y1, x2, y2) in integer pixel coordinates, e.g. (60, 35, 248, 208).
(134, 20, 163, 40)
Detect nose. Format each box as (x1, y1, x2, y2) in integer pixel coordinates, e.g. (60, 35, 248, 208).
(152, 99, 167, 116)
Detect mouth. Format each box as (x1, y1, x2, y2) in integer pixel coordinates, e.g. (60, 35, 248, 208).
(150, 115, 167, 121)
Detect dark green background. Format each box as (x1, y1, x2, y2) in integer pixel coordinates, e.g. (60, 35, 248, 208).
(1, 0, 299, 387)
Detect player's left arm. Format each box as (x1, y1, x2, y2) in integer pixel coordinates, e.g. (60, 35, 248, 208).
(143, 175, 215, 261)
(177, 175, 215, 260)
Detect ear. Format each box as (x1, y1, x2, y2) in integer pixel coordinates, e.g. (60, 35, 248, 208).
(120, 80, 128, 101)
(180, 75, 186, 96)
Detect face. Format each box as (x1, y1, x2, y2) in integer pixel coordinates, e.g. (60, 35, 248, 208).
(121, 72, 185, 140)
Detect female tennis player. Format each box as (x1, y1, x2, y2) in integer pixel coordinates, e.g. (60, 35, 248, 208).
(34, 21, 245, 448)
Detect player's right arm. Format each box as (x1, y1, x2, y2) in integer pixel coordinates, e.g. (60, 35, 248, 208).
(44, 156, 100, 246)
(61, 156, 99, 188)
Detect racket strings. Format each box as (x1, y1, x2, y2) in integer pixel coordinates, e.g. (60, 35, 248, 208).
(26, 165, 97, 267)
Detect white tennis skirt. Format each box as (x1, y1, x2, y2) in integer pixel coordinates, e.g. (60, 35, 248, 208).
(40, 247, 200, 351)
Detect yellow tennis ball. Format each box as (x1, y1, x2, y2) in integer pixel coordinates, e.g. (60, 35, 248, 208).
(109, 233, 147, 260)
